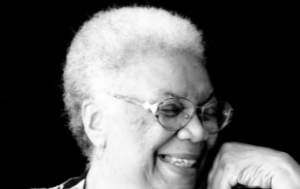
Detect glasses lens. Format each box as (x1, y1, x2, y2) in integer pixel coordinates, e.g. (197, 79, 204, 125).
(157, 98, 232, 133)
(201, 101, 232, 133)
(157, 98, 194, 131)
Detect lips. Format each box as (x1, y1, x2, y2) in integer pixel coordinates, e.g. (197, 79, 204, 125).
(158, 154, 199, 168)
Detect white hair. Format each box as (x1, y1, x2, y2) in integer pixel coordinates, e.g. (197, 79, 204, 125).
(63, 5, 205, 161)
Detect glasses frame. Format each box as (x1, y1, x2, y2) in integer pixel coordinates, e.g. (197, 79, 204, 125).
(112, 94, 233, 134)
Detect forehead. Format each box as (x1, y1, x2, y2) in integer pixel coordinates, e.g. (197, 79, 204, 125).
(118, 51, 213, 103)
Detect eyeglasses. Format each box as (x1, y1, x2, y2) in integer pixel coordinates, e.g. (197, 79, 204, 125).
(112, 94, 233, 134)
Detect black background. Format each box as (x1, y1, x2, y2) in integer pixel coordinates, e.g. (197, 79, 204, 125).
(0, 1, 298, 188)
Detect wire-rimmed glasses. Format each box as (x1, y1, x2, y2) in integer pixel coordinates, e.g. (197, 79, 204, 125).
(113, 94, 233, 134)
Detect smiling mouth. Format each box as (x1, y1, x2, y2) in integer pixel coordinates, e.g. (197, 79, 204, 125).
(159, 155, 197, 168)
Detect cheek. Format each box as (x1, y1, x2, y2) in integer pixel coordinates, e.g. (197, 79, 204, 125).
(131, 115, 169, 158)
(131, 116, 152, 134)
(130, 116, 155, 150)
(129, 106, 158, 136)
(108, 106, 161, 154)
(207, 134, 218, 148)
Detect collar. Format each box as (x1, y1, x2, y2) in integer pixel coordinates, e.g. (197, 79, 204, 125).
(61, 169, 88, 189)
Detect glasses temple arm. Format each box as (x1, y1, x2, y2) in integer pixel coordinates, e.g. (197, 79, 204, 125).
(142, 102, 159, 115)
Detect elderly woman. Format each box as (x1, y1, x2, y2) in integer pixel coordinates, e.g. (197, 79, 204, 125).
(35, 6, 300, 189)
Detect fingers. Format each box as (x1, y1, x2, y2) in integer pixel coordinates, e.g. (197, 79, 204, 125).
(208, 142, 275, 189)
(208, 167, 233, 189)
(208, 143, 236, 189)
(208, 142, 231, 182)
(207, 150, 220, 183)
(208, 141, 300, 188)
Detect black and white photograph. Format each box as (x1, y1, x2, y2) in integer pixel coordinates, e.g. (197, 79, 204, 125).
(1, 1, 298, 189)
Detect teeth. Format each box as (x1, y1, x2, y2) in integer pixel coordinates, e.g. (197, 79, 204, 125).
(162, 155, 197, 168)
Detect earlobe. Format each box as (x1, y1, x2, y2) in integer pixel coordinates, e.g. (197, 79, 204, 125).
(81, 99, 106, 148)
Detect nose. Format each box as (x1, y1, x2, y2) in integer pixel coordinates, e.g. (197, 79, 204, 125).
(176, 113, 208, 143)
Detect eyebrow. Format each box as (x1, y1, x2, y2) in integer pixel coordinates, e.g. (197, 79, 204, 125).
(161, 91, 184, 99)
(160, 90, 215, 105)
(198, 91, 215, 106)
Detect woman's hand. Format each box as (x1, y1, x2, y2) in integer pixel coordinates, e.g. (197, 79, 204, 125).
(208, 142, 300, 189)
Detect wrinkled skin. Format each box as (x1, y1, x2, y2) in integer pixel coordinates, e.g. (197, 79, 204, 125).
(208, 142, 300, 189)
(83, 50, 300, 189)
(84, 51, 217, 189)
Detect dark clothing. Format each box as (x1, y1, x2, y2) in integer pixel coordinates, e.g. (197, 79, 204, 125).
(31, 171, 87, 189)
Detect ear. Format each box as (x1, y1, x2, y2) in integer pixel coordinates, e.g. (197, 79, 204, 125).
(81, 99, 106, 148)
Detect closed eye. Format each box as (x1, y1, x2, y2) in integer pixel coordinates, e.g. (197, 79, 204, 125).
(159, 104, 182, 117)
(205, 107, 217, 115)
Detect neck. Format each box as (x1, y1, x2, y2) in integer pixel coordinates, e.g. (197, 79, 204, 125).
(85, 155, 205, 189)
(85, 157, 145, 189)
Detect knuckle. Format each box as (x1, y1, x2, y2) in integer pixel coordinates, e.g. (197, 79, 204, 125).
(221, 142, 234, 151)
(222, 151, 232, 160)
(219, 153, 233, 169)
(278, 151, 291, 159)
(276, 151, 294, 163)
(218, 144, 236, 159)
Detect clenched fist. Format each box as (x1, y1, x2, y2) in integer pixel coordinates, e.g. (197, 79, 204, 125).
(208, 142, 300, 189)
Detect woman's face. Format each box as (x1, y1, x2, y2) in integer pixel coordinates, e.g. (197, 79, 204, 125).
(97, 51, 217, 189)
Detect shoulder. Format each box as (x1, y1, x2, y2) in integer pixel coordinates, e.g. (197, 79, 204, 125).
(31, 178, 85, 189)
(31, 170, 87, 189)
(51, 178, 85, 189)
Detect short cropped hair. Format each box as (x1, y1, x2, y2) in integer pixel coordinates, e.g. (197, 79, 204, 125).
(63, 6, 205, 160)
